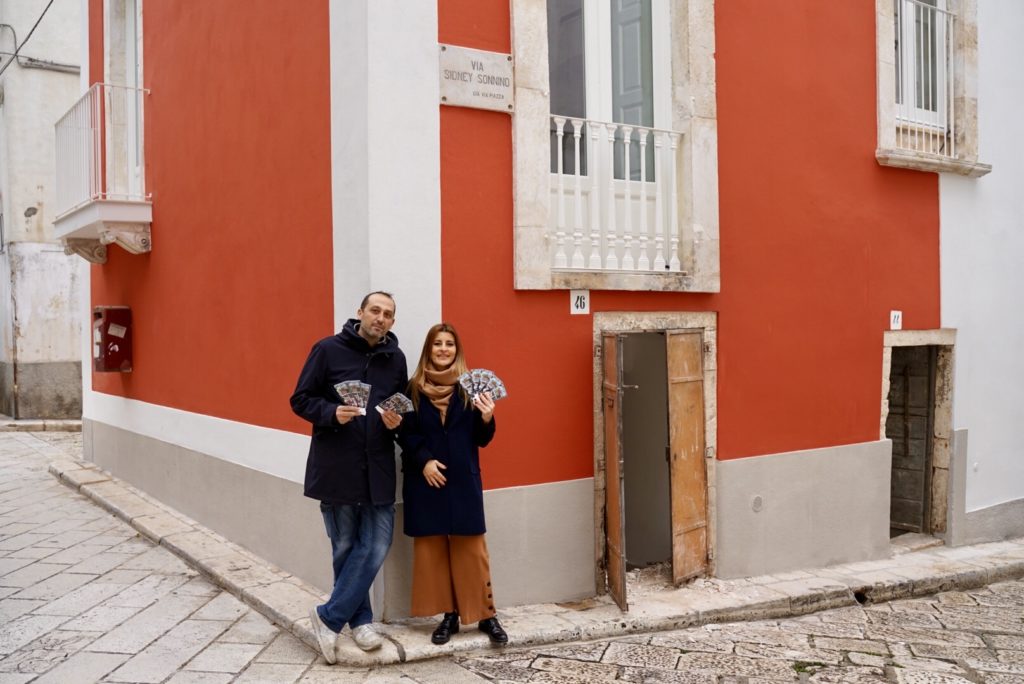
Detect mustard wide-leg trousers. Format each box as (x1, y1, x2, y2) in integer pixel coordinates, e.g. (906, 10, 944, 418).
(410, 534, 496, 624)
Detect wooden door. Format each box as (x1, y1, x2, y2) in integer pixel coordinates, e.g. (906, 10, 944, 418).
(666, 330, 708, 584)
(602, 333, 628, 610)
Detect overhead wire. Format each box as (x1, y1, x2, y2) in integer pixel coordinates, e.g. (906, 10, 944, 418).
(0, 0, 58, 79)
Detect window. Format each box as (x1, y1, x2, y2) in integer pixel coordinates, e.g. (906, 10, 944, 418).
(895, 0, 948, 129)
(522, 0, 718, 290)
(548, 0, 667, 179)
(105, 0, 146, 201)
(875, 0, 989, 176)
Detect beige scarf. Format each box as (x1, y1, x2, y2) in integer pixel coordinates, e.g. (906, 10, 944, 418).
(417, 366, 461, 423)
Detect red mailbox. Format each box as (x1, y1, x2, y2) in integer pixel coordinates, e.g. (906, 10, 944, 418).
(93, 306, 133, 372)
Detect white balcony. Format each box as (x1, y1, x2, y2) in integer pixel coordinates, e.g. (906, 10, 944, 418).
(549, 116, 684, 275)
(54, 83, 151, 263)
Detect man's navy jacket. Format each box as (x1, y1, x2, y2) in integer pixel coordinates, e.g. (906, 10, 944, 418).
(290, 319, 408, 506)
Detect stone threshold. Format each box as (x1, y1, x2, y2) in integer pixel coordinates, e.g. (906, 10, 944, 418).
(48, 456, 1024, 667)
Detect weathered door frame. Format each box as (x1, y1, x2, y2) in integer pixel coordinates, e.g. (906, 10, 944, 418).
(880, 329, 955, 537)
(592, 312, 718, 597)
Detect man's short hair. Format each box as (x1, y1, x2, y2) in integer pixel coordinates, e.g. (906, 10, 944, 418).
(360, 291, 396, 312)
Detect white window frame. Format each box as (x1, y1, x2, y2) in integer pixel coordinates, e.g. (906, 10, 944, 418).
(894, 0, 948, 130)
(581, 0, 671, 130)
(104, 0, 146, 201)
(875, 0, 990, 176)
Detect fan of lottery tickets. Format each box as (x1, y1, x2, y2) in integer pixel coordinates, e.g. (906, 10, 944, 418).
(457, 369, 508, 402)
(334, 380, 371, 415)
(376, 392, 414, 415)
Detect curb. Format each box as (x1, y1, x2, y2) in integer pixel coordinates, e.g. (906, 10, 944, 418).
(49, 457, 1024, 667)
(49, 458, 326, 657)
(0, 419, 82, 432)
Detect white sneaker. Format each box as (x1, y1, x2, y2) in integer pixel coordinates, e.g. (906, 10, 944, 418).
(308, 606, 338, 664)
(352, 623, 383, 651)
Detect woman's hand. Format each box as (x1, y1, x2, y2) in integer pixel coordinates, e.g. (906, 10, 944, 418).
(473, 392, 495, 423)
(380, 409, 402, 430)
(423, 459, 447, 488)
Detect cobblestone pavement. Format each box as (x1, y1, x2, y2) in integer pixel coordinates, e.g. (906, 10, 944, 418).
(454, 581, 1024, 683)
(2, 431, 1023, 683)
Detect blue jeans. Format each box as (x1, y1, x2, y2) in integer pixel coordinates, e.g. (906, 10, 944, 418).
(316, 503, 395, 633)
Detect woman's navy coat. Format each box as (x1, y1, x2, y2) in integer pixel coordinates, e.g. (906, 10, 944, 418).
(399, 392, 496, 537)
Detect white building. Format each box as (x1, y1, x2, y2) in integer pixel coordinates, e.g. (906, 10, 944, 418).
(0, 0, 83, 418)
(939, 1, 1024, 542)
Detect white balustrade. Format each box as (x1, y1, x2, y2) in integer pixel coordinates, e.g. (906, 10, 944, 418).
(570, 119, 585, 268)
(620, 125, 634, 270)
(552, 116, 568, 268)
(637, 129, 650, 270)
(56, 83, 149, 218)
(549, 116, 684, 273)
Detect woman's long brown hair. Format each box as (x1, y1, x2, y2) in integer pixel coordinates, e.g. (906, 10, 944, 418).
(407, 322, 470, 410)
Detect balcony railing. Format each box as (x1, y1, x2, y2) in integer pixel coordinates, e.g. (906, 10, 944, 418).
(549, 116, 683, 273)
(55, 83, 148, 218)
(54, 83, 151, 262)
(894, 0, 955, 158)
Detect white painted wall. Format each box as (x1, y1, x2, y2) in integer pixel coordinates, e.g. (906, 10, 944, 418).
(0, 0, 81, 244)
(329, 0, 441, 349)
(0, 0, 83, 380)
(939, 2, 1024, 512)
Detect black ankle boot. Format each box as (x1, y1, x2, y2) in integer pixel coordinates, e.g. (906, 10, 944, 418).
(478, 616, 508, 645)
(431, 611, 459, 645)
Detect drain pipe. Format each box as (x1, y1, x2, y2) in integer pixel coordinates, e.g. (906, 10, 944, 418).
(7, 246, 18, 419)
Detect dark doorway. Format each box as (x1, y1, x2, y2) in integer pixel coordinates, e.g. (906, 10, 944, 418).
(886, 345, 937, 536)
(622, 332, 671, 568)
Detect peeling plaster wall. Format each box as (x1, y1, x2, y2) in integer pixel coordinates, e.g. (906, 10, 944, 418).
(0, 0, 83, 417)
(939, 2, 1024, 520)
(0, 0, 80, 244)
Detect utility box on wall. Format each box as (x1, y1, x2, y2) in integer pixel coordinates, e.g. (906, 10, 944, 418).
(93, 306, 132, 372)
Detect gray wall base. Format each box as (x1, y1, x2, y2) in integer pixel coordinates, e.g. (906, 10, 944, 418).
(84, 419, 595, 620)
(715, 440, 892, 578)
(948, 428, 1024, 545)
(0, 361, 82, 418)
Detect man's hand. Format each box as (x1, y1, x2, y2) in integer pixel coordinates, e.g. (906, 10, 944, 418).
(380, 409, 402, 430)
(423, 459, 447, 488)
(335, 405, 363, 425)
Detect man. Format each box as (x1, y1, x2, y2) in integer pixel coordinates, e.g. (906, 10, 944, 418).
(290, 292, 407, 663)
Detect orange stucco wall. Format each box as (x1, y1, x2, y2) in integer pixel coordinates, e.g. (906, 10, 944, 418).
(437, 0, 939, 490)
(88, 0, 940, 492)
(89, 0, 333, 433)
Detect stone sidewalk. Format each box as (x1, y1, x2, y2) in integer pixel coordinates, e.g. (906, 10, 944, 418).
(0, 432, 324, 683)
(47, 446, 1024, 669)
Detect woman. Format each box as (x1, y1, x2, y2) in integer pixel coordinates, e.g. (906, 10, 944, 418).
(399, 323, 507, 646)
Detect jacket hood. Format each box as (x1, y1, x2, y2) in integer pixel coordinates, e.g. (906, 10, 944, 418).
(339, 318, 399, 353)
